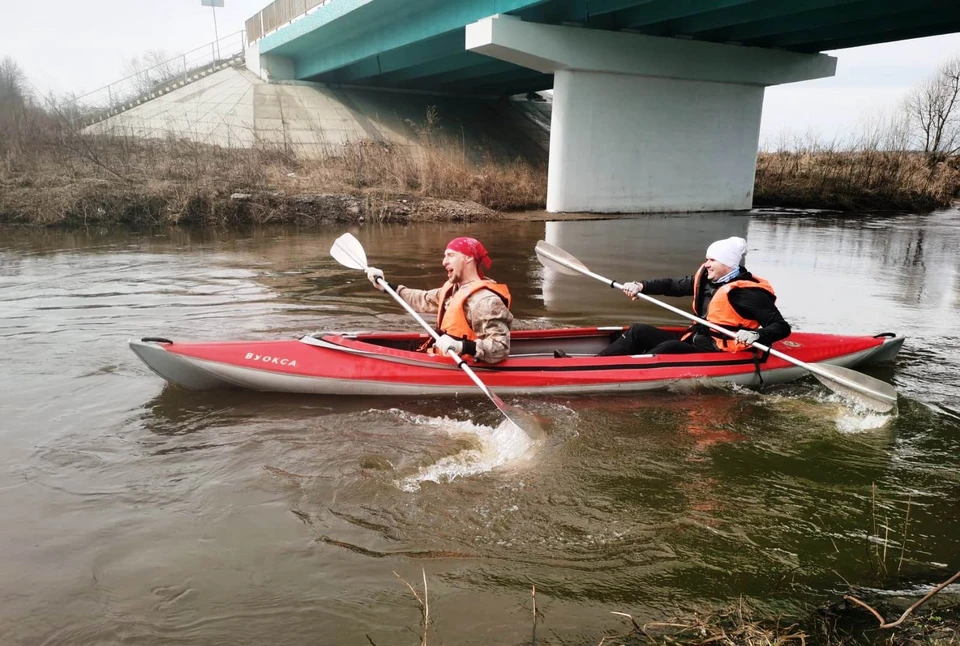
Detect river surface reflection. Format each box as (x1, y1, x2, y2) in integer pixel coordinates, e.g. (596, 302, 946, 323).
(1, 210, 958, 645)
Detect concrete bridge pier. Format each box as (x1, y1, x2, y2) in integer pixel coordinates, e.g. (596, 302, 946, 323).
(467, 15, 838, 213)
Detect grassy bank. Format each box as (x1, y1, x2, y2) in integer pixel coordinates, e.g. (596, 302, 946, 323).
(754, 149, 960, 212)
(0, 126, 547, 227)
(3, 128, 960, 227)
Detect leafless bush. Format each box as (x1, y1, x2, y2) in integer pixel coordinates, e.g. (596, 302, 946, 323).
(904, 55, 960, 163)
(124, 50, 180, 96)
(755, 128, 960, 211)
(0, 104, 547, 227)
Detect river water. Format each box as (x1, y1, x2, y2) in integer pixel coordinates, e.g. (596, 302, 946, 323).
(1, 209, 958, 645)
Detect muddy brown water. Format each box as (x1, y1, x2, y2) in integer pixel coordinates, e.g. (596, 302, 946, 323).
(1, 209, 958, 644)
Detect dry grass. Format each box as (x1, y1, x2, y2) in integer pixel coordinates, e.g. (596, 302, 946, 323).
(601, 597, 960, 646)
(0, 110, 547, 227)
(755, 149, 960, 212)
(606, 601, 808, 646)
(4, 105, 958, 226)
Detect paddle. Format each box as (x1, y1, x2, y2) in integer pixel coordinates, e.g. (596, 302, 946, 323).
(535, 240, 898, 413)
(330, 233, 541, 436)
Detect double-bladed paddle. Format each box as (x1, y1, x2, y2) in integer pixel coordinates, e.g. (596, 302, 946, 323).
(330, 233, 541, 437)
(535, 240, 898, 413)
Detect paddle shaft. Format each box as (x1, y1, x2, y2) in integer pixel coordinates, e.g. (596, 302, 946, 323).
(538, 247, 895, 404)
(374, 277, 504, 404)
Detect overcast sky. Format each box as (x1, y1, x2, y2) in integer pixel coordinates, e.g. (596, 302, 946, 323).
(5, 0, 960, 145)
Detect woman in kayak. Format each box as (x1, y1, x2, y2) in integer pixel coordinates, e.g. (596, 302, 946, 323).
(598, 236, 791, 356)
(365, 237, 513, 363)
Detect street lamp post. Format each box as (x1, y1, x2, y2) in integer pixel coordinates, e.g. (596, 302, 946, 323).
(201, 0, 225, 61)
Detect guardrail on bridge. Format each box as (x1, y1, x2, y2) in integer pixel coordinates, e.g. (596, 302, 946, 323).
(245, 0, 331, 44)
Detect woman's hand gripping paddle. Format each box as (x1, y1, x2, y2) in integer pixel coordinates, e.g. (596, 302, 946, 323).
(535, 240, 897, 413)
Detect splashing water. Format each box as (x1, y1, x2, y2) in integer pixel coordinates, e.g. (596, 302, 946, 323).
(391, 411, 539, 492)
(834, 408, 896, 433)
(753, 390, 896, 433)
(814, 390, 897, 432)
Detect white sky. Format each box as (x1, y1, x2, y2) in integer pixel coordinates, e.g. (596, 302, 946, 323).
(5, 0, 960, 144)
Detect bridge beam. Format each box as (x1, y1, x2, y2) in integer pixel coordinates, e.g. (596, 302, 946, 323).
(467, 15, 836, 213)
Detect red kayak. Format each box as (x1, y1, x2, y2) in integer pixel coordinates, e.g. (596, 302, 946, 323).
(129, 326, 903, 396)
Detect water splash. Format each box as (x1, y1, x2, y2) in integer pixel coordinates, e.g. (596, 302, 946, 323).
(390, 410, 539, 492)
(819, 392, 897, 432)
(834, 409, 896, 433)
(754, 390, 896, 433)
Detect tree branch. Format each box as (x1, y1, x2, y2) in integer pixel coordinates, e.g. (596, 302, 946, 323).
(844, 569, 960, 630)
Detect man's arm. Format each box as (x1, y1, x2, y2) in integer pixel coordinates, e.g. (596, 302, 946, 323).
(464, 291, 513, 364)
(728, 290, 791, 346)
(396, 285, 443, 315)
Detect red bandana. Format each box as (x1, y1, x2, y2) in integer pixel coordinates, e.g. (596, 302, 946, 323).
(446, 237, 492, 275)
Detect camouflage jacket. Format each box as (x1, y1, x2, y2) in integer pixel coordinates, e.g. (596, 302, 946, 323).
(397, 282, 513, 363)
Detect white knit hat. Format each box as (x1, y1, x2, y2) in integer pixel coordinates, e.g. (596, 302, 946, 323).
(705, 236, 747, 268)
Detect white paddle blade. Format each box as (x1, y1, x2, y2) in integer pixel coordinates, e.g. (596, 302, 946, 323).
(813, 364, 898, 413)
(330, 233, 369, 271)
(535, 240, 589, 276)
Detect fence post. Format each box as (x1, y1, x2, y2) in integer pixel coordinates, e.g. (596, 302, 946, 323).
(107, 83, 113, 108)
(183, 54, 188, 84)
(212, 42, 217, 66)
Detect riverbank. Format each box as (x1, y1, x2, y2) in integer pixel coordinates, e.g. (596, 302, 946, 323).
(754, 149, 960, 213)
(2, 134, 959, 226)
(0, 134, 545, 227)
(598, 592, 960, 645)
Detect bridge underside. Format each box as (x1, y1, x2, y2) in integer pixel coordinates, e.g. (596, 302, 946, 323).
(258, 0, 960, 96)
(248, 0, 960, 213)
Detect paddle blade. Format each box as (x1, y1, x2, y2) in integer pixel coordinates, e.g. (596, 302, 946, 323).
(535, 240, 590, 276)
(812, 364, 898, 413)
(487, 392, 544, 440)
(330, 233, 369, 271)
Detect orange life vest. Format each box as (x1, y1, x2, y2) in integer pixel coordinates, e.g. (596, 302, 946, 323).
(683, 267, 776, 353)
(424, 280, 512, 355)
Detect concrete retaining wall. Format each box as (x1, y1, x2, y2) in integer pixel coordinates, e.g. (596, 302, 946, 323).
(86, 67, 551, 165)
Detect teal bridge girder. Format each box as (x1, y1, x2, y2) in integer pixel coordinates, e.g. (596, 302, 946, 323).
(259, 0, 960, 96)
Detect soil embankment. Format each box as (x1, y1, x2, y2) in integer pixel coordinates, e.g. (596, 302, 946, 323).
(0, 132, 548, 227)
(2, 135, 959, 227)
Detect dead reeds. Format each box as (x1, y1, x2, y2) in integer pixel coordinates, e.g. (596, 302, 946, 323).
(0, 107, 547, 227)
(3, 102, 958, 227)
(755, 143, 960, 212)
(606, 601, 808, 646)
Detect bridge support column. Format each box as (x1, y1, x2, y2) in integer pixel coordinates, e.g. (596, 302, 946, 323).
(467, 16, 837, 213)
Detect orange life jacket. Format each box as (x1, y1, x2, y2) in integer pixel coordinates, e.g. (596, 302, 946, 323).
(424, 280, 512, 355)
(682, 267, 776, 353)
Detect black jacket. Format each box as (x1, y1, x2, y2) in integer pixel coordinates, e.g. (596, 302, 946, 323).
(641, 266, 791, 347)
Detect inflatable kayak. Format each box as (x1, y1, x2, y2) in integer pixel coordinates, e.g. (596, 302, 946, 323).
(128, 327, 903, 396)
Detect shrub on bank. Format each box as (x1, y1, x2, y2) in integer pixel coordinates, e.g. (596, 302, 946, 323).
(0, 119, 548, 227)
(755, 149, 960, 212)
(3, 113, 959, 227)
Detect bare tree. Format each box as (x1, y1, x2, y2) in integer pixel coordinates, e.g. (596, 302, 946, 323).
(904, 55, 960, 162)
(0, 56, 30, 106)
(124, 49, 178, 97)
(0, 58, 60, 153)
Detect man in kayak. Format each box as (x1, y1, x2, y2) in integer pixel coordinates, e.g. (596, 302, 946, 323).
(365, 237, 513, 363)
(598, 236, 790, 356)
